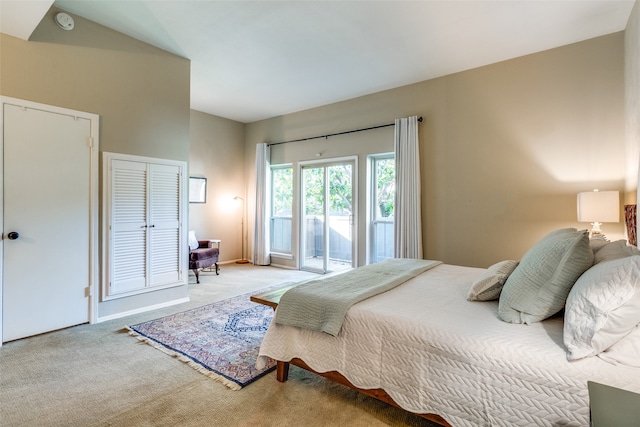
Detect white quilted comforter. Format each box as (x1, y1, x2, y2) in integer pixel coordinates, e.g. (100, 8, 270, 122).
(257, 264, 640, 426)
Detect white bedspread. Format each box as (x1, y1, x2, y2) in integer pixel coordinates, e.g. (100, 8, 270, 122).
(275, 258, 441, 336)
(257, 264, 640, 427)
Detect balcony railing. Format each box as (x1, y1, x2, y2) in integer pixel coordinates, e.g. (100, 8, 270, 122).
(303, 216, 351, 263)
(271, 216, 394, 263)
(373, 220, 394, 262)
(271, 216, 292, 254)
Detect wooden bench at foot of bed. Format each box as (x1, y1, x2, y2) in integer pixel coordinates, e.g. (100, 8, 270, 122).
(276, 357, 452, 427)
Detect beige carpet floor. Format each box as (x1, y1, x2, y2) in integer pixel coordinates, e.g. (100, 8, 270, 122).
(0, 264, 442, 427)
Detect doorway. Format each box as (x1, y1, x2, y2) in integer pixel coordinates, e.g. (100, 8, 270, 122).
(1, 97, 99, 343)
(300, 158, 356, 273)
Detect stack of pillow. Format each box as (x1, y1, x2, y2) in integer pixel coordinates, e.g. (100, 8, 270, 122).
(467, 228, 640, 367)
(564, 238, 640, 366)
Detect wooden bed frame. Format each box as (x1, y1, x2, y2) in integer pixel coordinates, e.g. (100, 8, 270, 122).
(276, 358, 451, 426)
(251, 287, 452, 427)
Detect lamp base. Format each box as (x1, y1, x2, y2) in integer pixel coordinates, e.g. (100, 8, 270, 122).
(236, 259, 250, 264)
(589, 222, 610, 241)
(589, 222, 605, 239)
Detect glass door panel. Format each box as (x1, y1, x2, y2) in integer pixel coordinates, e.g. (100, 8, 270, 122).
(301, 161, 354, 273)
(301, 166, 325, 272)
(327, 164, 353, 271)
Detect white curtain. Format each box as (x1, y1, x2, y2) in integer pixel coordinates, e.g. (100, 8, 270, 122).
(253, 143, 271, 265)
(394, 116, 423, 259)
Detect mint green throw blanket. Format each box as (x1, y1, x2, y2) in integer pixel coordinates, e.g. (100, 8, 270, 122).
(274, 258, 442, 336)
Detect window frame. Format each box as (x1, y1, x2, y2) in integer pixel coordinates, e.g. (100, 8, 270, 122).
(270, 164, 294, 256)
(368, 153, 395, 264)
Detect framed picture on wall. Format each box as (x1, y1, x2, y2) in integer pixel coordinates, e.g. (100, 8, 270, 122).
(189, 177, 207, 203)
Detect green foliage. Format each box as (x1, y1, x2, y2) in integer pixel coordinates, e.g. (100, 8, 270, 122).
(303, 165, 352, 216)
(273, 159, 394, 220)
(303, 167, 323, 215)
(376, 158, 395, 218)
(272, 167, 293, 216)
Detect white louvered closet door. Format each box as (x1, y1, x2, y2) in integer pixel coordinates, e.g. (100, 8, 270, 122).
(148, 163, 181, 287)
(110, 159, 148, 295)
(106, 155, 185, 298)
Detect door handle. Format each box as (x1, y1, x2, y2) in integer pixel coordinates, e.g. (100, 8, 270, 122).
(7, 231, 19, 240)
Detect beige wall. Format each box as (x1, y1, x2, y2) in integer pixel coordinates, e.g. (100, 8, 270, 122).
(246, 33, 627, 268)
(189, 110, 246, 263)
(0, 8, 191, 319)
(1, 9, 190, 161)
(627, 1, 640, 204)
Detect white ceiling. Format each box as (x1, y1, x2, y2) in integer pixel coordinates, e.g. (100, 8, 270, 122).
(0, 1, 635, 123)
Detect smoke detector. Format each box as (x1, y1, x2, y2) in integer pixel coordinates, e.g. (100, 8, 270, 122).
(55, 12, 74, 31)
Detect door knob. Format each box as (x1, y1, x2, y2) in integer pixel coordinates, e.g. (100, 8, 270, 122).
(7, 231, 19, 240)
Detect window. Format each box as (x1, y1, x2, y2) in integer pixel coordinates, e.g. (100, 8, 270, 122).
(370, 154, 395, 263)
(270, 166, 293, 254)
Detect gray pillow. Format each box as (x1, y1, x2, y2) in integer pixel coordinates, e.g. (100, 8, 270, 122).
(594, 239, 640, 265)
(467, 260, 519, 301)
(589, 236, 610, 254)
(498, 228, 593, 324)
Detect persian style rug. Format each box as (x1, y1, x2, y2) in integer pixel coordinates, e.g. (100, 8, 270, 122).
(127, 286, 284, 390)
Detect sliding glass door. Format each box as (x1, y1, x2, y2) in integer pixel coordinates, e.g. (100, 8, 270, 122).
(300, 159, 355, 273)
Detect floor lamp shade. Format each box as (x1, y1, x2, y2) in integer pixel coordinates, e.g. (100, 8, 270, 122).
(577, 190, 619, 235)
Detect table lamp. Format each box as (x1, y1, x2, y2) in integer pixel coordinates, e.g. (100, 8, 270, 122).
(577, 190, 619, 237)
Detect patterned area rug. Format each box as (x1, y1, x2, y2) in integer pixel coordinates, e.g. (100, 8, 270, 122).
(127, 286, 284, 390)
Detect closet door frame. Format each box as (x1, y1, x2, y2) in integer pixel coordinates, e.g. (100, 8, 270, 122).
(102, 152, 187, 301)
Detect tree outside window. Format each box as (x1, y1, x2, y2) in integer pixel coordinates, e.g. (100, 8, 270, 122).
(371, 155, 395, 263)
(375, 158, 395, 219)
(272, 167, 292, 217)
(303, 165, 352, 216)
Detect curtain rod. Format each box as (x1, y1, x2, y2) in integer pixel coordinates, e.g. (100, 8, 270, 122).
(267, 116, 423, 147)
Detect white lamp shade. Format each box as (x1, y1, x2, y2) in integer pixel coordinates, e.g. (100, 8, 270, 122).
(577, 191, 620, 223)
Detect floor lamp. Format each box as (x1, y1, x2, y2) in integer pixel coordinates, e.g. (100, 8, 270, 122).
(234, 196, 249, 264)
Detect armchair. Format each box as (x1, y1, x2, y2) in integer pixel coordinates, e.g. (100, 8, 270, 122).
(188, 231, 219, 283)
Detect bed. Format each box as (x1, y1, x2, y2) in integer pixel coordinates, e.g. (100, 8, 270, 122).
(257, 229, 640, 426)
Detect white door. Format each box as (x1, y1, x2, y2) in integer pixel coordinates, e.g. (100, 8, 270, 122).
(148, 163, 182, 286)
(2, 102, 94, 342)
(109, 159, 148, 295)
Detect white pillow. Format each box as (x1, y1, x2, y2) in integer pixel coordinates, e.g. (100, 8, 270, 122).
(467, 260, 519, 301)
(563, 255, 640, 363)
(499, 228, 593, 324)
(598, 325, 640, 367)
(188, 230, 199, 251)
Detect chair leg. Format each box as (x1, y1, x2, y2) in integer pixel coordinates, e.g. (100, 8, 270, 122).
(215, 262, 219, 275)
(194, 269, 200, 284)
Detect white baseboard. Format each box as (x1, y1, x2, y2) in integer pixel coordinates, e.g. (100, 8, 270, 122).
(96, 297, 190, 323)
